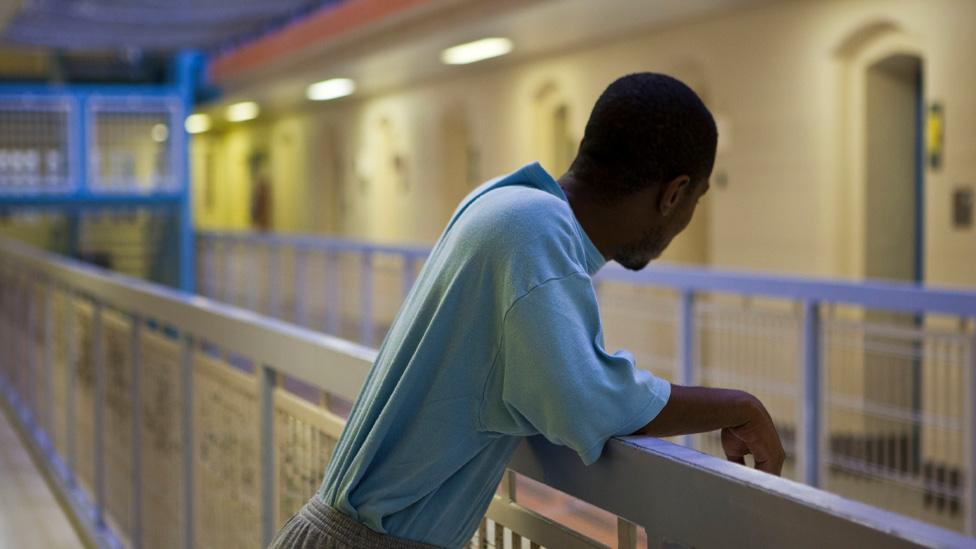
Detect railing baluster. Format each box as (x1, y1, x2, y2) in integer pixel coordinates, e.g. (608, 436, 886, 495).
(247, 242, 259, 312)
(678, 291, 696, 449)
(223, 240, 235, 304)
(965, 327, 976, 536)
(259, 364, 277, 547)
(295, 247, 308, 327)
(65, 286, 77, 486)
(360, 252, 374, 346)
(269, 242, 281, 319)
(203, 237, 216, 298)
(92, 301, 106, 527)
(130, 315, 143, 549)
(180, 334, 195, 549)
(44, 279, 54, 438)
(799, 300, 822, 487)
(26, 277, 37, 422)
(324, 249, 339, 335)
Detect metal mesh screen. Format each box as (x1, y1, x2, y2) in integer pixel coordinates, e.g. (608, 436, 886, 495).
(88, 97, 181, 193)
(139, 329, 186, 549)
(0, 96, 73, 194)
(823, 310, 971, 532)
(194, 354, 262, 549)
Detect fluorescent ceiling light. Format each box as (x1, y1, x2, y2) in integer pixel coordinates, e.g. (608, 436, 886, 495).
(307, 78, 356, 101)
(185, 113, 211, 134)
(226, 101, 259, 122)
(441, 37, 513, 65)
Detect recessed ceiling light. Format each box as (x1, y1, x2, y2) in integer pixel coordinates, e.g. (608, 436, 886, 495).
(440, 37, 513, 65)
(184, 113, 212, 134)
(226, 101, 260, 122)
(151, 123, 169, 142)
(307, 78, 356, 101)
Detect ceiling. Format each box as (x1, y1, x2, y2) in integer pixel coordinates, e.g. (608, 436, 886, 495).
(0, 0, 342, 51)
(206, 0, 771, 116)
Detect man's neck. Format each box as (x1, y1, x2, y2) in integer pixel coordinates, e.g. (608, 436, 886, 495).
(557, 173, 620, 261)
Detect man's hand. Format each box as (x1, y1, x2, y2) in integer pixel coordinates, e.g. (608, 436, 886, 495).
(635, 384, 786, 476)
(719, 395, 785, 475)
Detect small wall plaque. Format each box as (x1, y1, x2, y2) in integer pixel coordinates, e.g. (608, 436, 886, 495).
(953, 187, 973, 229)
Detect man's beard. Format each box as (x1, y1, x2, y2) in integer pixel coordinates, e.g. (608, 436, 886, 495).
(613, 226, 669, 271)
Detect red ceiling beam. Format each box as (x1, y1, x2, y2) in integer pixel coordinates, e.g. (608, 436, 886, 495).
(210, 0, 436, 83)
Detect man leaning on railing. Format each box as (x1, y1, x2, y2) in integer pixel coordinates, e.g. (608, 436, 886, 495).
(270, 73, 785, 549)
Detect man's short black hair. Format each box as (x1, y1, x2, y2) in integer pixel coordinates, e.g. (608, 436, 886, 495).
(569, 72, 718, 197)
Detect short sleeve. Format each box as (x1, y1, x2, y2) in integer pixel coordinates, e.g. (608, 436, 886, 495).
(483, 272, 671, 465)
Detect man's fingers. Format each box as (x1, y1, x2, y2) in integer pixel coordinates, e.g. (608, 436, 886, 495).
(722, 423, 785, 476)
(721, 427, 749, 465)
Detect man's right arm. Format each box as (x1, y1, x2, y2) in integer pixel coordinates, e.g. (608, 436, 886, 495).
(634, 384, 786, 475)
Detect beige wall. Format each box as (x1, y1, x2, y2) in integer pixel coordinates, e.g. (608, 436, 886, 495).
(192, 0, 976, 285)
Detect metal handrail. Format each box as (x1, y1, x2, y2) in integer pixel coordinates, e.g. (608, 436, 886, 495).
(2, 235, 974, 548)
(197, 229, 976, 316)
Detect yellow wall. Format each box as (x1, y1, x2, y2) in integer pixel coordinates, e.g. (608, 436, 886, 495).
(192, 0, 976, 285)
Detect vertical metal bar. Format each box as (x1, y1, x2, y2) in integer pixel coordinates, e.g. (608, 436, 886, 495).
(175, 52, 199, 292)
(800, 301, 822, 487)
(324, 250, 339, 335)
(965, 330, 976, 536)
(92, 302, 106, 527)
(65, 287, 77, 484)
(678, 291, 696, 449)
(295, 247, 308, 326)
(223, 241, 236, 305)
(360, 252, 374, 346)
(130, 316, 143, 549)
(247, 243, 259, 312)
(44, 280, 55, 437)
(180, 334, 195, 549)
(268, 243, 281, 319)
(259, 364, 277, 547)
(26, 278, 37, 420)
(203, 237, 216, 298)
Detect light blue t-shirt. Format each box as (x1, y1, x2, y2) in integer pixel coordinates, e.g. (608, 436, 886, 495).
(319, 162, 671, 548)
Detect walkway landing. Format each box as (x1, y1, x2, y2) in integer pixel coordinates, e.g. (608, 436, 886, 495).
(0, 406, 84, 549)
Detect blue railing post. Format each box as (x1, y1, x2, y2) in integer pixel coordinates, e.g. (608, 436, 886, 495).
(799, 301, 822, 487)
(130, 315, 143, 549)
(180, 334, 195, 549)
(360, 252, 375, 346)
(174, 51, 199, 293)
(678, 291, 696, 449)
(259, 364, 277, 547)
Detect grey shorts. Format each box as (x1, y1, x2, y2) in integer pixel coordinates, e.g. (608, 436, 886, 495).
(268, 496, 443, 549)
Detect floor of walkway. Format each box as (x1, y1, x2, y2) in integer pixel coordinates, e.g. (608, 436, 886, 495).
(0, 405, 85, 549)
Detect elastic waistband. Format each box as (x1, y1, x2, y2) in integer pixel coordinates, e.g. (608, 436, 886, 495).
(300, 497, 443, 549)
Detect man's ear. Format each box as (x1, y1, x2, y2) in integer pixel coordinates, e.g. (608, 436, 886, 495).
(659, 175, 691, 216)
